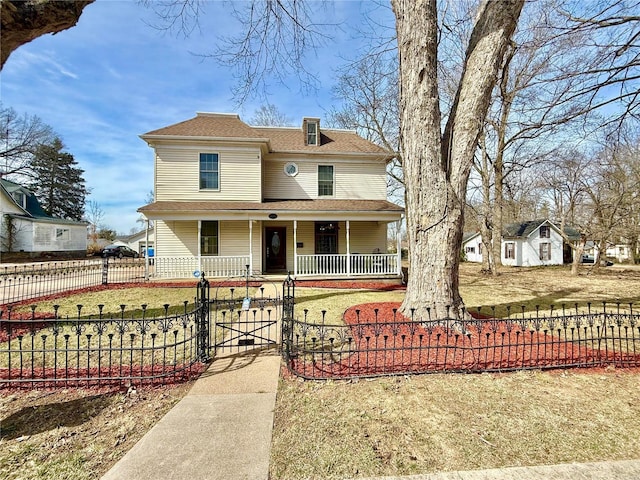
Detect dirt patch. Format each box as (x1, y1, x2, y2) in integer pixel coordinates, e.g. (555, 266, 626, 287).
(0, 382, 193, 479)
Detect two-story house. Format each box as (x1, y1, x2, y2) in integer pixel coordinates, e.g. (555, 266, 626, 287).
(138, 112, 404, 278)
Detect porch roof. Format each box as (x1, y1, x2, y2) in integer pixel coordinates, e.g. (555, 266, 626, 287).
(138, 199, 404, 222)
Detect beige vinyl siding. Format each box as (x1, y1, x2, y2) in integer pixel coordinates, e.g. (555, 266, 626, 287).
(156, 220, 198, 256)
(294, 222, 315, 255)
(348, 222, 387, 253)
(220, 220, 249, 257)
(219, 220, 262, 270)
(155, 145, 262, 202)
(262, 158, 387, 200)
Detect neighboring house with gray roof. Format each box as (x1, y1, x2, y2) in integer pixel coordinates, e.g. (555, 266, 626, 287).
(138, 112, 404, 278)
(463, 219, 581, 267)
(1, 178, 87, 256)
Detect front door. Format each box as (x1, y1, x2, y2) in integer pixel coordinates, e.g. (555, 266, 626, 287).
(265, 227, 286, 272)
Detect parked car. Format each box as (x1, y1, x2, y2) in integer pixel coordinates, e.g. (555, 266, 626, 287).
(101, 245, 140, 258)
(580, 254, 613, 266)
(581, 254, 595, 264)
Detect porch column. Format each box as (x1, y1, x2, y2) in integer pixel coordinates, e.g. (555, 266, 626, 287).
(197, 220, 202, 273)
(396, 217, 402, 278)
(144, 219, 150, 280)
(249, 219, 253, 274)
(293, 220, 298, 276)
(346, 220, 351, 276)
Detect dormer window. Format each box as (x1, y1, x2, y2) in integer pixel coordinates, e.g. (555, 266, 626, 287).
(307, 122, 317, 145)
(303, 117, 320, 146)
(12, 191, 26, 209)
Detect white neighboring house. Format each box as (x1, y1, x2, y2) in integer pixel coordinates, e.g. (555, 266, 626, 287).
(115, 227, 155, 256)
(462, 232, 483, 263)
(1, 179, 88, 256)
(462, 220, 580, 267)
(605, 244, 632, 263)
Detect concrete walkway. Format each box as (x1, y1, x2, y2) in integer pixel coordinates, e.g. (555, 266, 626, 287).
(357, 459, 640, 480)
(101, 350, 281, 480)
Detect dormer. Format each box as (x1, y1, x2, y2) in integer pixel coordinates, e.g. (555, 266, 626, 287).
(12, 190, 26, 209)
(303, 117, 320, 146)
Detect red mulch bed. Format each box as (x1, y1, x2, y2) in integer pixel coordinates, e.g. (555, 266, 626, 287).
(287, 302, 640, 379)
(295, 280, 405, 291)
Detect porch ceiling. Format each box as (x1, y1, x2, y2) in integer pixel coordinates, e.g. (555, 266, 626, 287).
(138, 199, 404, 222)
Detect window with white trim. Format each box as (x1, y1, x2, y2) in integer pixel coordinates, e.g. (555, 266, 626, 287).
(318, 165, 334, 196)
(199, 153, 219, 190)
(200, 221, 219, 255)
(12, 191, 26, 208)
(504, 242, 515, 259)
(315, 222, 338, 254)
(55, 228, 70, 241)
(540, 225, 550, 238)
(307, 121, 318, 146)
(539, 242, 551, 261)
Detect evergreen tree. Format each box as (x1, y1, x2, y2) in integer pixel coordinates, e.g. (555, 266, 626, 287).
(30, 138, 87, 220)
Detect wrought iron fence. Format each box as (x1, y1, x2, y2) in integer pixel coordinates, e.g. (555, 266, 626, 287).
(0, 276, 211, 388)
(282, 300, 640, 380)
(0, 258, 146, 306)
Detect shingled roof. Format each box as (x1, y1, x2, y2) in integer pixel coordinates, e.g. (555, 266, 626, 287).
(141, 112, 390, 155)
(139, 199, 403, 214)
(503, 219, 581, 240)
(142, 113, 265, 140)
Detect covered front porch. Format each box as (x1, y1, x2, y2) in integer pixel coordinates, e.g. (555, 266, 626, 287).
(138, 199, 404, 280)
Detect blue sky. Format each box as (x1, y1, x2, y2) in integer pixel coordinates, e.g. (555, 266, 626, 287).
(1, 0, 394, 235)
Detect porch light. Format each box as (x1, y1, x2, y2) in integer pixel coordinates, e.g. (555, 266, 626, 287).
(269, 213, 278, 219)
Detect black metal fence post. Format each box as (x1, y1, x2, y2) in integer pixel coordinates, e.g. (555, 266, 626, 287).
(196, 273, 211, 361)
(281, 272, 295, 360)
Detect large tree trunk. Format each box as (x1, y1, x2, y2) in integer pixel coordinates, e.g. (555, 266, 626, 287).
(1, 0, 94, 69)
(393, 0, 524, 320)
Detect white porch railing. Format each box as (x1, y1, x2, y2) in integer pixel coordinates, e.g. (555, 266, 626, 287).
(150, 254, 399, 278)
(296, 253, 399, 277)
(152, 256, 250, 279)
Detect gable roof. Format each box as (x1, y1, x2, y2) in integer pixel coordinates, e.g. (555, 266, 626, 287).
(1, 178, 87, 225)
(462, 231, 481, 243)
(503, 219, 581, 240)
(141, 112, 390, 156)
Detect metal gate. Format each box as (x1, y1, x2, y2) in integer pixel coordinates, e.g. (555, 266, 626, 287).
(211, 267, 282, 355)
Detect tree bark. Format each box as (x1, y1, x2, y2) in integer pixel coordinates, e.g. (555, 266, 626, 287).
(1, 0, 94, 69)
(393, 0, 524, 320)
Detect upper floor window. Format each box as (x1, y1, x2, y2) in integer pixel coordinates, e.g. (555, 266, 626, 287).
(12, 191, 26, 208)
(307, 122, 318, 146)
(200, 220, 219, 255)
(200, 153, 219, 190)
(539, 225, 550, 238)
(318, 165, 334, 196)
